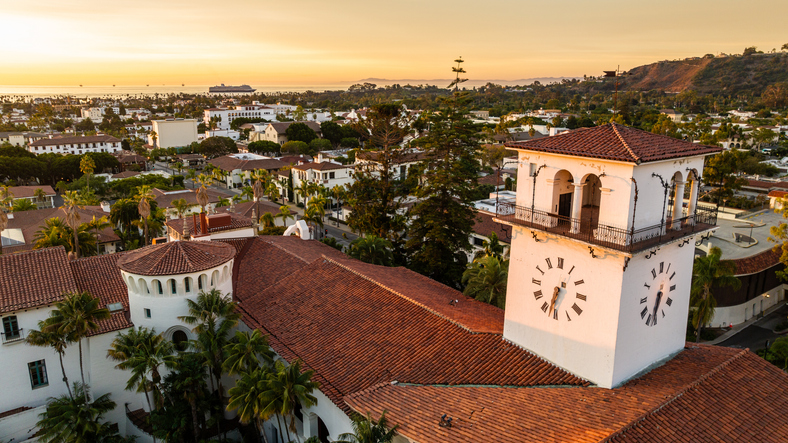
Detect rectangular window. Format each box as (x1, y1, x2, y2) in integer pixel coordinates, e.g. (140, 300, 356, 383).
(144, 308, 151, 318)
(473, 237, 485, 246)
(329, 172, 335, 179)
(28, 360, 48, 388)
(2, 316, 20, 340)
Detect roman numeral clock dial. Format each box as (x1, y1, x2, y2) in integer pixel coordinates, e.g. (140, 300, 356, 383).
(532, 257, 587, 322)
(639, 261, 676, 327)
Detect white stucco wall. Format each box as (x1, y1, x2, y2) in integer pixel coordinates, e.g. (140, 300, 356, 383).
(708, 285, 786, 327)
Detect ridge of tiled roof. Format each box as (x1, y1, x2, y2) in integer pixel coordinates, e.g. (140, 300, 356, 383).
(324, 255, 505, 334)
(610, 122, 640, 163)
(116, 241, 235, 276)
(0, 247, 78, 314)
(505, 123, 722, 163)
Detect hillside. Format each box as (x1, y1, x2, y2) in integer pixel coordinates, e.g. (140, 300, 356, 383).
(623, 53, 788, 95)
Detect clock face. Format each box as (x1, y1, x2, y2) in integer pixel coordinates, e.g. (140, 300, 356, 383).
(532, 256, 587, 322)
(639, 261, 677, 327)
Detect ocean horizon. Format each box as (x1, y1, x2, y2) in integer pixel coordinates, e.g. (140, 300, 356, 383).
(0, 84, 354, 98)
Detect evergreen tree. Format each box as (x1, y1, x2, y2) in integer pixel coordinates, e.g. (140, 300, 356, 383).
(405, 94, 481, 288)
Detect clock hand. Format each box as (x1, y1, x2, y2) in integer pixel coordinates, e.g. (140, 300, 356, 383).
(652, 290, 663, 325)
(549, 286, 560, 316)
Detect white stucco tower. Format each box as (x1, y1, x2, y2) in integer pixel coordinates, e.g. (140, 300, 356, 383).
(498, 123, 721, 388)
(117, 241, 236, 345)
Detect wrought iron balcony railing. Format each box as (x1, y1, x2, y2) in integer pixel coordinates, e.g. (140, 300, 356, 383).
(495, 203, 717, 254)
(1, 328, 24, 345)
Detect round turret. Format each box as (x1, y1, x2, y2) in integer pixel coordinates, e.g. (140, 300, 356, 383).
(117, 241, 235, 343)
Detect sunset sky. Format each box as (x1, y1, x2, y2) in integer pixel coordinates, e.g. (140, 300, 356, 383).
(3, 0, 787, 86)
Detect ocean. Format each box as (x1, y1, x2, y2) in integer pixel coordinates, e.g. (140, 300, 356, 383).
(0, 84, 352, 98)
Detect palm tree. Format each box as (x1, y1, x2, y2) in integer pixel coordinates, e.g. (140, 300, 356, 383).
(691, 247, 741, 342)
(26, 320, 74, 398)
(33, 218, 98, 258)
(136, 185, 154, 246)
(44, 291, 110, 399)
(462, 256, 509, 309)
(223, 330, 274, 376)
(0, 185, 11, 255)
(84, 215, 110, 255)
(172, 352, 210, 442)
(62, 190, 82, 259)
(80, 154, 96, 194)
(186, 168, 198, 189)
(216, 197, 231, 208)
(227, 366, 274, 443)
(36, 383, 118, 443)
(295, 180, 311, 206)
(277, 205, 292, 227)
(347, 236, 394, 266)
(172, 161, 184, 176)
(301, 206, 324, 239)
(241, 186, 255, 202)
(178, 289, 241, 425)
(260, 212, 275, 229)
(172, 198, 192, 219)
(12, 198, 37, 211)
(196, 174, 212, 213)
(107, 326, 176, 412)
(336, 410, 399, 443)
(266, 183, 280, 203)
(267, 359, 319, 443)
(473, 232, 505, 261)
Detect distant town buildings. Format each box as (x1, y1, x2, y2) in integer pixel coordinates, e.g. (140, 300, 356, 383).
(28, 134, 121, 155)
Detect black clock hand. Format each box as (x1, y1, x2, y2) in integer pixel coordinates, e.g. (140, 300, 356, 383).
(652, 290, 663, 325)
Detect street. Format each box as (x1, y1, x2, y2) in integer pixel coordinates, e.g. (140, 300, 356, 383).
(719, 303, 788, 351)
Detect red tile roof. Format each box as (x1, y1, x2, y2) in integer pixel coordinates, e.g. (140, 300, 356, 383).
(473, 212, 512, 243)
(234, 242, 586, 413)
(4, 206, 119, 246)
(768, 190, 788, 198)
(7, 185, 56, 199)
(725, 247, 782, 275)
(345, 345, 788, 443)
(151, 188, 222, 208)
(216, 200, 290, 219)
(0, 247, 78, 314)
(505, 123, 721, 163)
(745, 179, 788, 190)
(117, 241, 235, 276)
(70, 253, 133, 336)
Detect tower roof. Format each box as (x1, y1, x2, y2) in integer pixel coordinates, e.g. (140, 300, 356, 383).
(116, 241, 235, 276)
(505, 123, 721, 163)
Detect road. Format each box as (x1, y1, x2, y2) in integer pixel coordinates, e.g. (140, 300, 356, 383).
(719, 303, 788, 351)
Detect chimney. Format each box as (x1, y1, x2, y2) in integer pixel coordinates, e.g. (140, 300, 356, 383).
(192, 213, 198, 236)
(317, 152, 323, 163)
(200, 212, 208, 235)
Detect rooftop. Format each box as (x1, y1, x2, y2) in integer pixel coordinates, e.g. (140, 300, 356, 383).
(0, 247, 77, 314)
(116, 241, 235, 276)
(30, 134, 120, 147)
(505, 123, 722, 164)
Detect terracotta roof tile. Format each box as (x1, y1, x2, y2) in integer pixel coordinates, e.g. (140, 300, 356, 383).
(0, 247, 78, 314)
(473, 212, 512, 243)
(0, 406, 33, 420)
(70, 253, 133, 336)
(150, 188, 222, 208)
(345, 345, 788, 443)
(117, 241, 235, 276)
(505, 123, 721, 163)
(745, 179, 788, 190)
(236, 249, 586, 413)
(7, 185, 56, 199)
(725, 247, 782, 275)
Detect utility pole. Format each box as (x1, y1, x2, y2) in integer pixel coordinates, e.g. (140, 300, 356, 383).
(603, 66, 629, 116)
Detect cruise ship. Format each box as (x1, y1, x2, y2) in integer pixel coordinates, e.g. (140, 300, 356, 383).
(208, 84, 256, 93)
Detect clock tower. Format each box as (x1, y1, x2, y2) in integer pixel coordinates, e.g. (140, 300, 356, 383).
(497, 123, 721, 388)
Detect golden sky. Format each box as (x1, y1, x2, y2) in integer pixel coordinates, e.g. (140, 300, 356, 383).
(3, 0, 787, 86)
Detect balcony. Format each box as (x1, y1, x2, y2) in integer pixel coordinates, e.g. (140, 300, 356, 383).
(1, 328, 25, 345)
(495, 203, 717, 254)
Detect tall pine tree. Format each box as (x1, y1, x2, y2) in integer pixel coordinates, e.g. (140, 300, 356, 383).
(406, 93, 481, 288)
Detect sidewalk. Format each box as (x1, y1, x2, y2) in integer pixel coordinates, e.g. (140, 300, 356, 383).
(707, 301, 787, 345)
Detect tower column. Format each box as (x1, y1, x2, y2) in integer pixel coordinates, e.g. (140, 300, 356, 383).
(687, 178, 699, 225)
(672, 180, 685, 230)
(571, 183, 585, 233)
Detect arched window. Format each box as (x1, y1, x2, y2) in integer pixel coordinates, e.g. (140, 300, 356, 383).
(172, 330, 189, 352)
(184, 277, 192, 293)
(169, 279, 177, 295)
(154, 280, 163, 295)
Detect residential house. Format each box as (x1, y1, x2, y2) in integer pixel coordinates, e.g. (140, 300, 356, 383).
(29, 134, 121, 155)
(7, 185, 57, 209)
(250, 121, 322, 145)
(290, 157, 354, 204)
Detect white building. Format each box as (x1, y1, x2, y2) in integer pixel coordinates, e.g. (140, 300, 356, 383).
(207, 153, 288, 189)
(203, 105, 280, 131)
(249, 121, 323, 145)
(290, 157, 354, 204)
(149, 119, 198, 149)
(28, 134, 121, 155)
